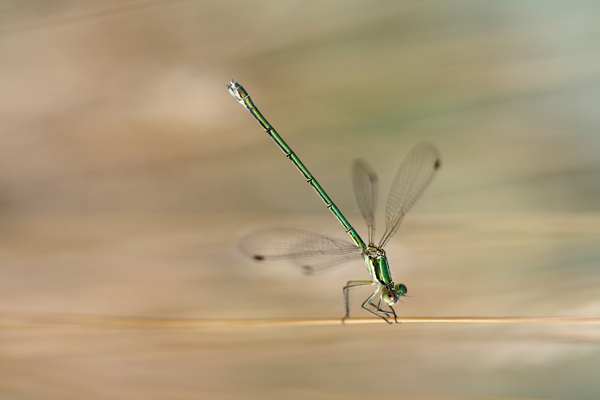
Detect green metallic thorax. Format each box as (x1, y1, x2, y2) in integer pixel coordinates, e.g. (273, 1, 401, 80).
(363, 246, 393, 285)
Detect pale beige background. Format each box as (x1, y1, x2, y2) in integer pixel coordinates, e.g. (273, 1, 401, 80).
(1, 1, 600, 399)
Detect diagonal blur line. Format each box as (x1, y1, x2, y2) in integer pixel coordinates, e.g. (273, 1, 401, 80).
(1, 312, 600, 330)
(0, 0, 192, 36)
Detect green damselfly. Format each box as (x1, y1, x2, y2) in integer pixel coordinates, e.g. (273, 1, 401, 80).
(227, 80, 440, 324)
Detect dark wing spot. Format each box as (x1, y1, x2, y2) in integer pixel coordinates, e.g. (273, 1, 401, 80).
(253, 255, 265, 261)
(434, 158, 441, 170)
(302, 265, 314, 275)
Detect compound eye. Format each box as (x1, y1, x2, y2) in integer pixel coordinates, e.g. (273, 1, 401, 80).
(382, 290, 398, 305)
(395, 283, 407, 296)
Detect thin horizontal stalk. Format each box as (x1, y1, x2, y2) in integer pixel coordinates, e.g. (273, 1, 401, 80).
(1, 312, 599, 330)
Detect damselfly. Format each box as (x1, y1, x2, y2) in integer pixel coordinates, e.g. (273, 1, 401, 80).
(227, 80, 440, 324)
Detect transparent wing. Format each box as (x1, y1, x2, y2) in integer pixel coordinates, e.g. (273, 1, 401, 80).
(291, 253, 364, 274)
(379, 142, 441, 247)
(352, 159, 378, 244)
(240, 228, 363, 272)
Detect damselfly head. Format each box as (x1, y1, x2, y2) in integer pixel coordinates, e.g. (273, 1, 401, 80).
(395, 283, 407, 296)
(381, 289, 398, 305)
(382, 283, 407, 305)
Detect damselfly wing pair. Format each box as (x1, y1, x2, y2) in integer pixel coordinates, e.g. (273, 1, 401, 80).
(227, 80, 440, 324)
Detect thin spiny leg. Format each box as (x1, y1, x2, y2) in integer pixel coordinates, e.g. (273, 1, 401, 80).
(390, 305, 398, 323)
(374, 298, 398, 323)
(374, 298, 393, 316)
(361, 289, 391, 324)
(342, 280, 373, 324)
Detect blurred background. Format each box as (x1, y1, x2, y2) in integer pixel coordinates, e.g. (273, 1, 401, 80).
(1, 1, 600, 399)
